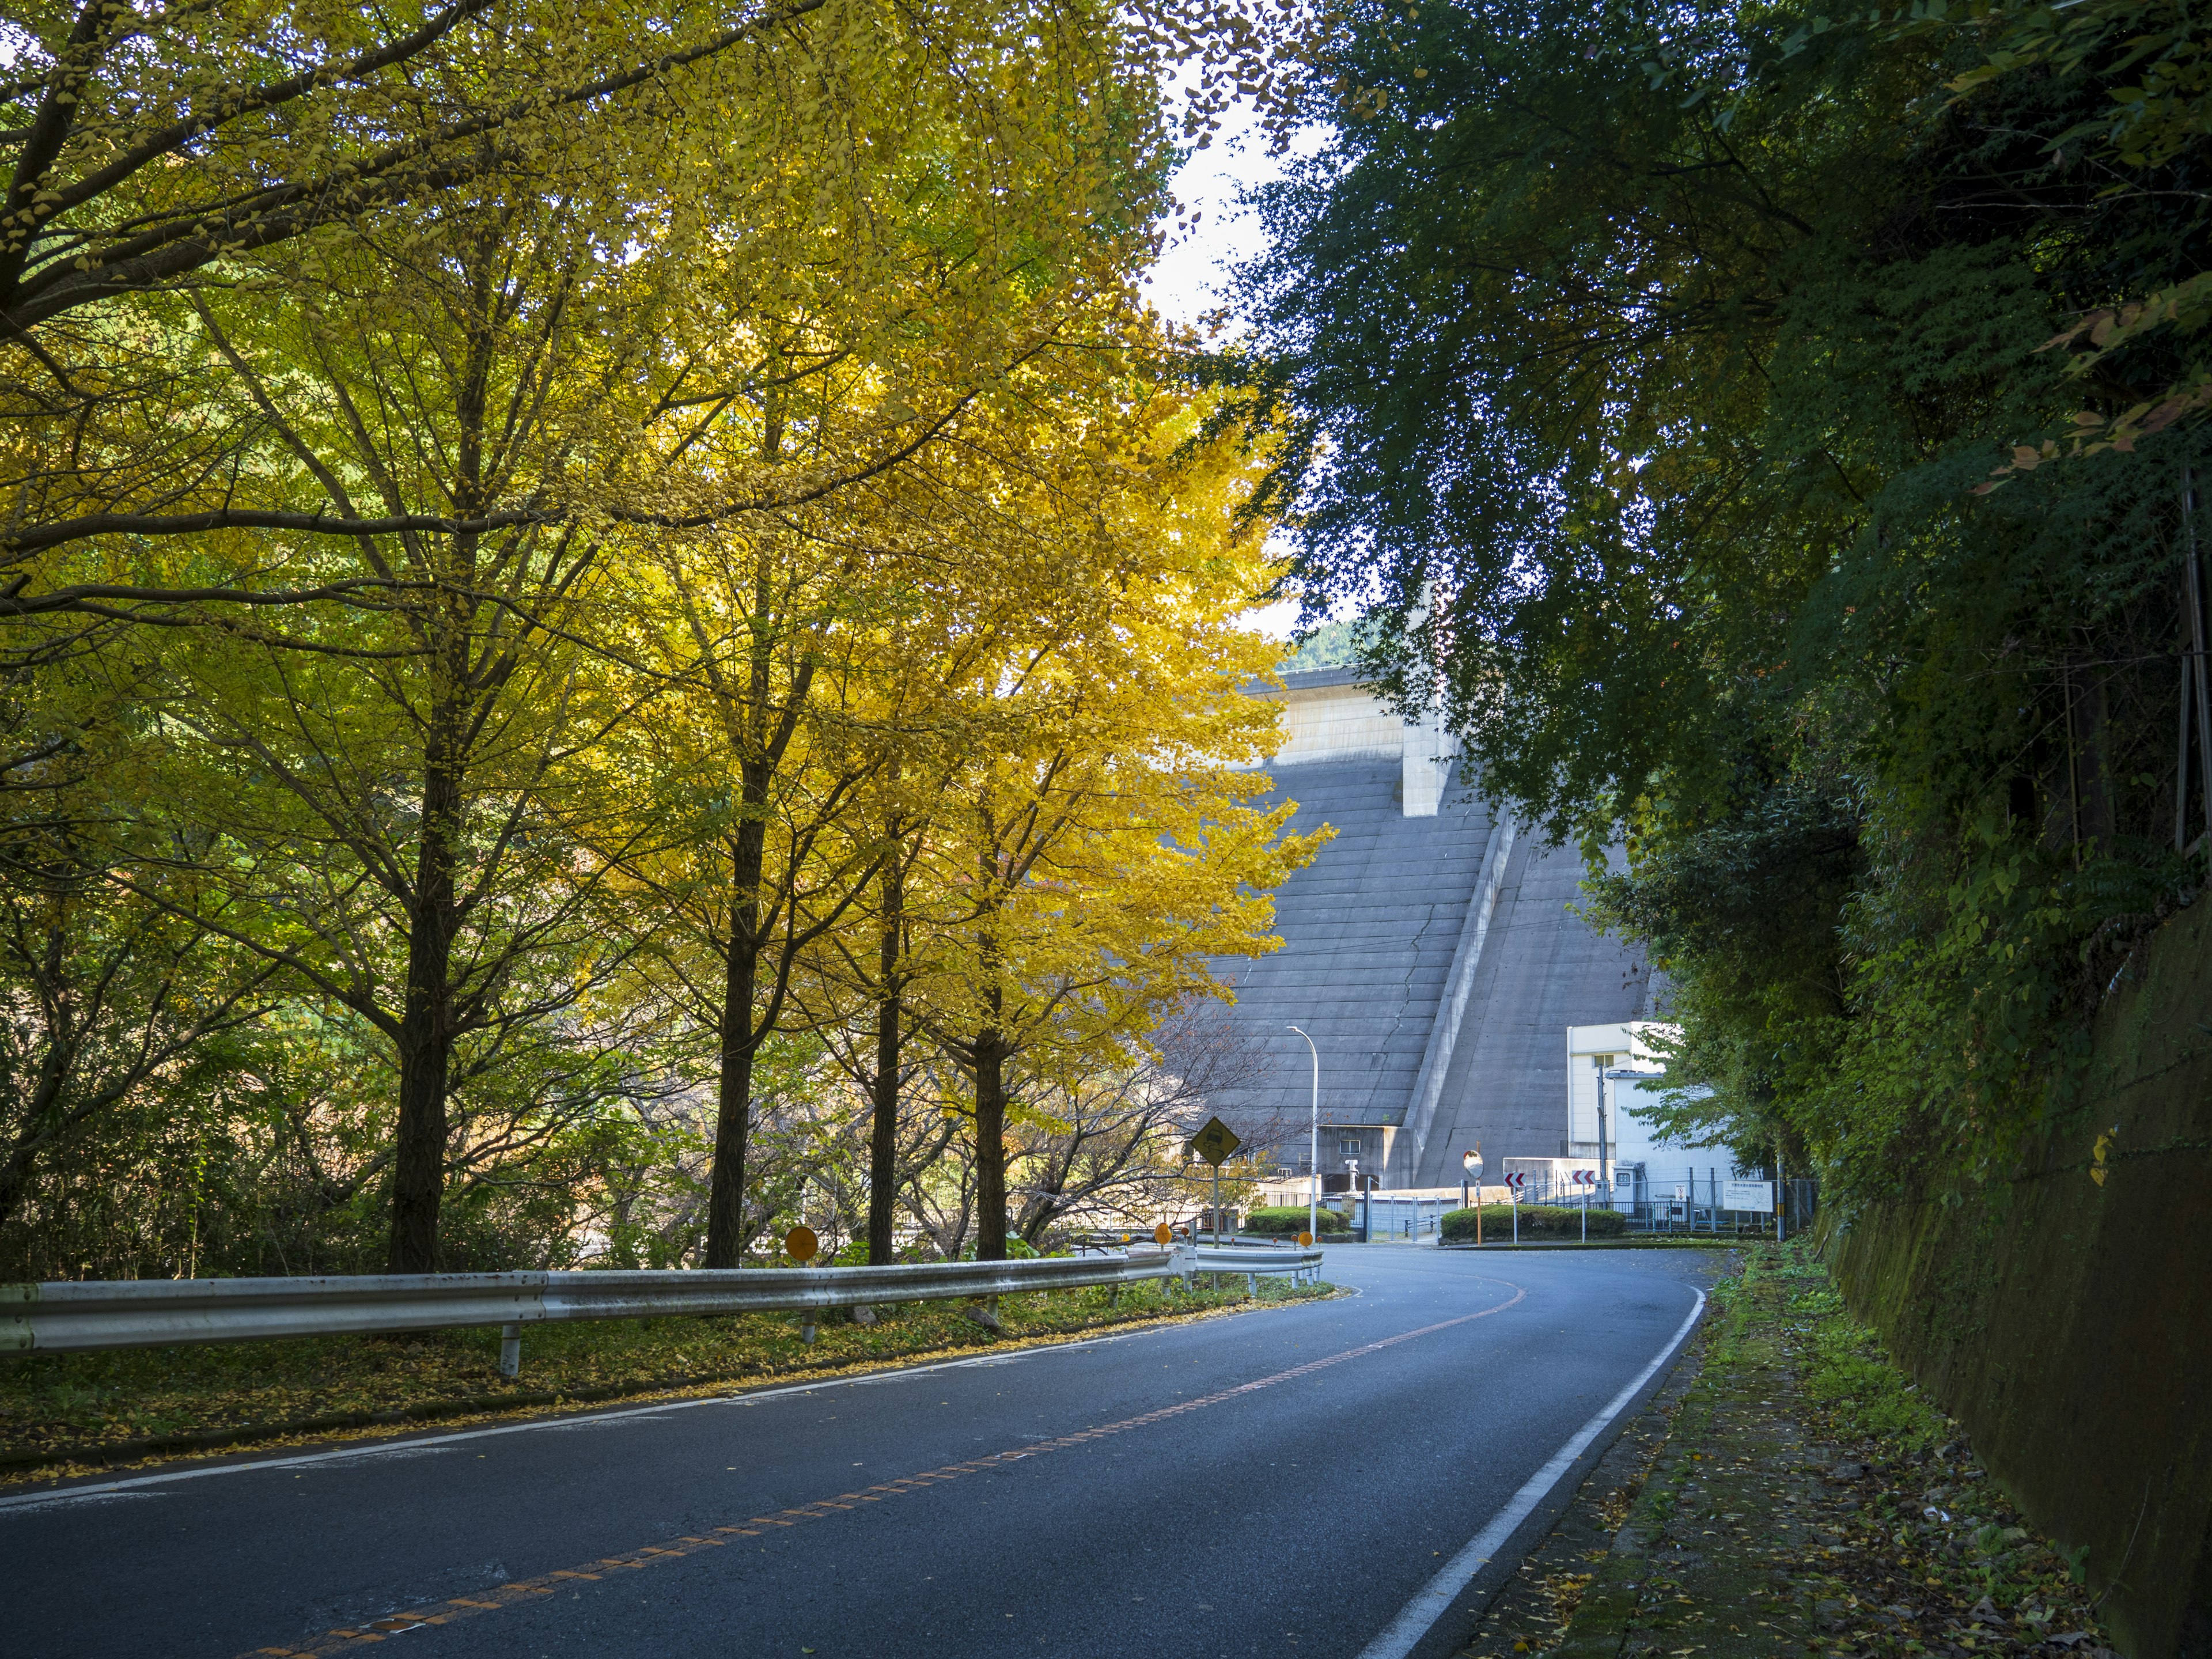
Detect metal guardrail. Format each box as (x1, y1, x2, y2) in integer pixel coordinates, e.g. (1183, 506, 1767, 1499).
(1189, 1243, 1327, 1292)
(0, 1248, 1223, 1374)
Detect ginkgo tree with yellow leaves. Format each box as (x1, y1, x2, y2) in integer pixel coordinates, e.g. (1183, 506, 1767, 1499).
(601, 324, 1321, 1268)
(0, 0, 1332, 1278)
(832, 355, 1325, 1264)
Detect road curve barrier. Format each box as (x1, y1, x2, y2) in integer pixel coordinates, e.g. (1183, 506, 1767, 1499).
(0, 1248, 1245, 1369)
(1188, 1243, 1329, 1295)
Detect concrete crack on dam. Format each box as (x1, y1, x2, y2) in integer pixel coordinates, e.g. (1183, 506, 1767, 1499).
(1385, 897, 1438, 1066)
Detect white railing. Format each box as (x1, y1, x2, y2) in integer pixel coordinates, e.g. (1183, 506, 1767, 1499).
(0, 1243, 1324, 1376)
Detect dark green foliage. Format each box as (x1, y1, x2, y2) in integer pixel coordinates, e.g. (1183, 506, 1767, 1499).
(1440, 1204, 1627, 1240)
(1248, 0, 2212, 1205)
(1278, 615, 1379, 672)
(1243, 1204, 1353, 1234)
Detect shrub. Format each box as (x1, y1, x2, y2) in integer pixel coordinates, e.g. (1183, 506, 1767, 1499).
(1244, 1205, 1353, 1236)
(1440, 1203, 1626, 1241)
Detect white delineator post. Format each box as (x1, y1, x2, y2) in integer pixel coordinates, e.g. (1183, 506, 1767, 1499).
(1777, 1143, 1787, 1244)
(1595, 1058, 1612, 1212)
(1290, 1025, 1320, 1247)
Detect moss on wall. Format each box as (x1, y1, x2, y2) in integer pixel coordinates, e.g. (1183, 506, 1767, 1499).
(1830, 899, 2212, 1659)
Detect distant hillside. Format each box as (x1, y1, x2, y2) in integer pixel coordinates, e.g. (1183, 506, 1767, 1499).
(1277, 615, 1376, 672)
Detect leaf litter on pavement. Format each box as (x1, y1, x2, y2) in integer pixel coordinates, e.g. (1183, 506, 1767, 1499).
(1458, 1241, 2111, 1659)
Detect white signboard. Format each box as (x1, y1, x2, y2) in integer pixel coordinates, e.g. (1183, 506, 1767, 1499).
(1722, 1179, 1775, 1213)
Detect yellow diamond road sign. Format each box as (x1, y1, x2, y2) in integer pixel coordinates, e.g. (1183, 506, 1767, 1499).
(1191, 1116, 1242, 1166)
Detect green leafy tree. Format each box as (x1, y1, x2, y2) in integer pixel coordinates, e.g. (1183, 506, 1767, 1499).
(1247, 0, 2212, 1199)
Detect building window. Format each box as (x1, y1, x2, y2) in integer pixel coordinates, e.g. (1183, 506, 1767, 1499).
(1339, 1135, 1362, 1154)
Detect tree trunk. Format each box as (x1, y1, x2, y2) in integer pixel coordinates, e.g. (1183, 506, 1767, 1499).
(385, 297, 490, 1275)
(0, 993, 73, 1235)
(868, 858, 903, 1266)
(974, 1028, 1010, 1261)
(386, 720, 461, 1274)
(2070, 665, 2115, 854)
(0, 1145, 33, 1237)
(703, 782, 770, 1269)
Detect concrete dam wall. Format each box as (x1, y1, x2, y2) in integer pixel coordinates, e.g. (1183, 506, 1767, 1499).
(1208, 668, 1655, 1186)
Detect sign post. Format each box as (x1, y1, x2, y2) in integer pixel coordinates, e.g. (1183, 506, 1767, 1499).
(1191, 1116, 1243, 1247)
(785, 1226, 819, 1343)
(1463, 1146, 1483, 1247)
(1721, 1178, 1775, 1219)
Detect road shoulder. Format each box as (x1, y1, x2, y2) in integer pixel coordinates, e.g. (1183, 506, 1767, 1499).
(1, 1277, 1338, 1490)
(1457, 1242, 2116, 1659)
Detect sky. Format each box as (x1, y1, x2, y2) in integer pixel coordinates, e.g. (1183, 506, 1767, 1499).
(1138, 107, 1324, 643)
(1143, 109, 1287, 334)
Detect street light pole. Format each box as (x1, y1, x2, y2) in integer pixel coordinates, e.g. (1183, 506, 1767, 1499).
(1289, 1025, 1320, 1248)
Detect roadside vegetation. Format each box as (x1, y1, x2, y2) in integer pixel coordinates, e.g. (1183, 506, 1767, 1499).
(1248, 0, 2212, 1211)
(0, 1274, 1332, 1479)
(1467, 1241, 2113, 1659)
(0, 0, 1320, 1287)
(1440, 1205, 1628, 1241)
(1241, 1205, 1352, 1236)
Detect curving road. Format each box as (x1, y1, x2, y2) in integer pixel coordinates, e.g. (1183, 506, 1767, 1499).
(1, 1247, 1714, 1659)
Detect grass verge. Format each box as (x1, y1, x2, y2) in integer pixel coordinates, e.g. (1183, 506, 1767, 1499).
(2, 1275, 1332, 1484)
(1459, 1239, 2111, 1658)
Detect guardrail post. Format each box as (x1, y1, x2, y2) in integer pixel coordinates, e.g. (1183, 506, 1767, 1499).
(499, 1323, 521, 1378)
(801, 1317, 817, 1346)
(1247, 1271, 1257, 1297)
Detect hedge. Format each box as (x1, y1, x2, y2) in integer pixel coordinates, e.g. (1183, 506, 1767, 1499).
(1440, 1203, 1626, 1241)
(1244, 1205, 1353, 1236)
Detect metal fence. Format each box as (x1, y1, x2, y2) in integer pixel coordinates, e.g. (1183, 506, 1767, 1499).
(1, 1243, 1325, 1376)
(1350, 1168, 1823, 1240)
(1619, 1168, 1820, 1236)
(1343, 1194, 1450, 1242)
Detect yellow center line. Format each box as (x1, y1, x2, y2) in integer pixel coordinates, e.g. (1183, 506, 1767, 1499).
(240, 1282, 1528, 1658)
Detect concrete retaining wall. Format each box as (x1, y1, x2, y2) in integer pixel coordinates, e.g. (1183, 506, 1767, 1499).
(1831, 900, 2212, 1658)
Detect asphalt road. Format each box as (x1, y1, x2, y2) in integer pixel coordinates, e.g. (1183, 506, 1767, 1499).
(2, 1246, 1714, 1659)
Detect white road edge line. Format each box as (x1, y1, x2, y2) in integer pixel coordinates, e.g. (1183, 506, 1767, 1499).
(1354, 1286, 1709, 1659)
(0, 1327, 1165, 1515)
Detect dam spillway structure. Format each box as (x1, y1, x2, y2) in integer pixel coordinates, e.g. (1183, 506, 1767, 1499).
(1207, 666, 1657, 1188)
